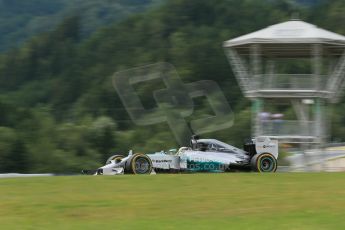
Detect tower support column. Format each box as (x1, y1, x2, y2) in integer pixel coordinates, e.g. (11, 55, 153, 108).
(252, 98, 263, 137)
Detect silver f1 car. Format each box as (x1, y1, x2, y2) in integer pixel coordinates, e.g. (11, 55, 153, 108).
(85, 136, 279, 175)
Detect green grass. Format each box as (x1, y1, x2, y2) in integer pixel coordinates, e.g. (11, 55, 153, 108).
(1, 173, 345, 229)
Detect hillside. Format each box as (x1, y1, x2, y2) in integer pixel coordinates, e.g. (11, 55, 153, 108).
(0, 0, 322, 52)
(0, 0, 164, 51)
(0, 0, 345, 173)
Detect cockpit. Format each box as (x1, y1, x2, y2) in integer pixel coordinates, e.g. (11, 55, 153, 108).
(191, 139, 243, 154)
(190, 135, 248, 155)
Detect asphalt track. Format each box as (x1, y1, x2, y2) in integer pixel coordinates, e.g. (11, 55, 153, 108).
(287, 148, 345, 171)
(0, 173, 54, 178)
(1, 147, 344, 178)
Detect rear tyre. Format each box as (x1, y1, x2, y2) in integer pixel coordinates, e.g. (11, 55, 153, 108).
(251, 153, 277, 172)
(125, 153, 153, 174)
(106, 155, 124, 165)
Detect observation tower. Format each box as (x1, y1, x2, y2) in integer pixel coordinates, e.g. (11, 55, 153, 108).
(224, 19, 345, 145)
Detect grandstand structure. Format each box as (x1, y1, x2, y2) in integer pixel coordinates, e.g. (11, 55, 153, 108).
(224, 19, 345, 144)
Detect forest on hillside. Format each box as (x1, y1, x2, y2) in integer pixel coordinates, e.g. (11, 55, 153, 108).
(0, 0, 164, 51)
(0, 0, 345, 173)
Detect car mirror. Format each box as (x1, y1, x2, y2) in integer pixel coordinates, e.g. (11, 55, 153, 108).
(168, 149, 177, 154)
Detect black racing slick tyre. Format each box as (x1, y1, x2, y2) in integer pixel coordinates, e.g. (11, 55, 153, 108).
(125, 153, 153, 174)
(106, 155, 124, 165)
(251, 153, 278, 173)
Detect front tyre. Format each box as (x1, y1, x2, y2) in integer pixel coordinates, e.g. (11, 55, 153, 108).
(251, 153, 277, 172)
(125, 153, 153, 174)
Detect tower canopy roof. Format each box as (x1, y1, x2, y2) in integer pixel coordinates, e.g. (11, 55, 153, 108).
(224, 20, 345, 47)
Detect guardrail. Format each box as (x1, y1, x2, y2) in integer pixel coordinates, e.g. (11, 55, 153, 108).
(259, 120, 316, 137)
(256, 74, 327, 90)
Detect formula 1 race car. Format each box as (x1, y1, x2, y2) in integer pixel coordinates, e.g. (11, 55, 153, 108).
(84, 136, 279, 175)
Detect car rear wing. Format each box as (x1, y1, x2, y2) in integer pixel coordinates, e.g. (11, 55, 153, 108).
(254, 136, 279, 159)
